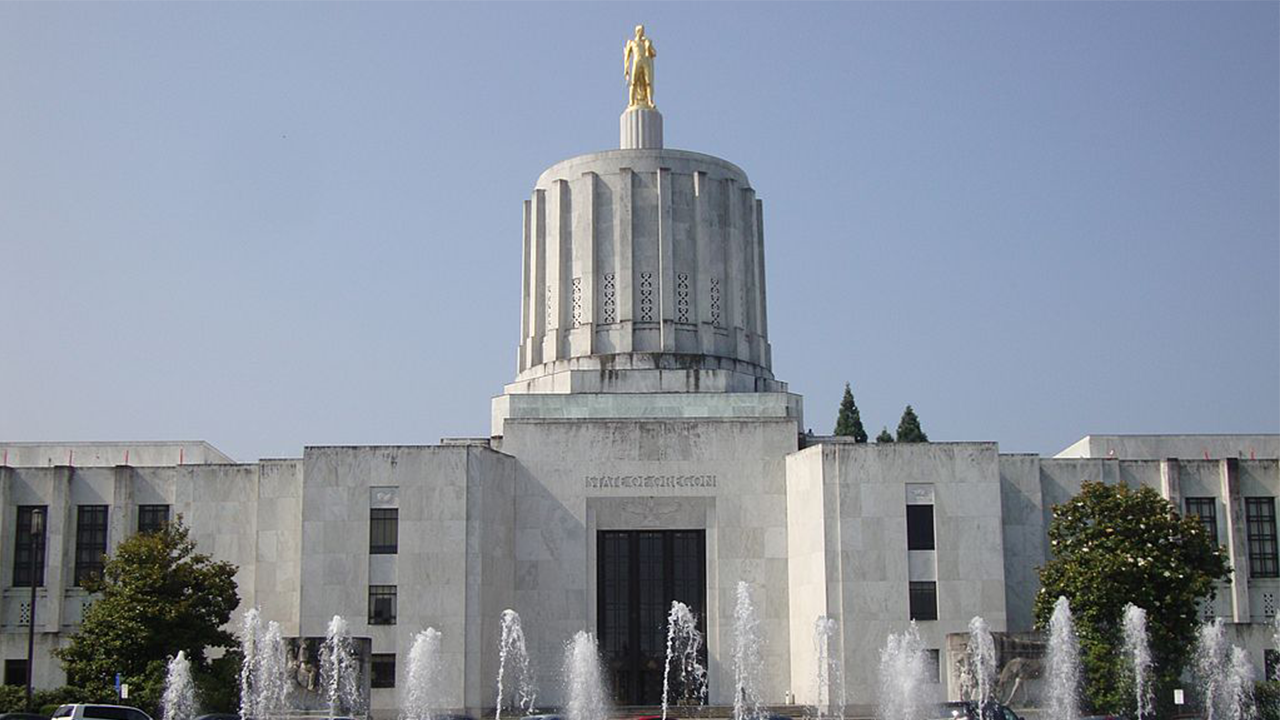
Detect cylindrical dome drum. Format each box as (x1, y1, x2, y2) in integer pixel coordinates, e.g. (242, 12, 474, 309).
(510, 148, 783, 395)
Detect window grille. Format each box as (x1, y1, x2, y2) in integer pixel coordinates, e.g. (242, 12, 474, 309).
(371, 653, 396, 688)
(909, 582, 938, 621)
(137, 505, 171, 534)
(369, 585, 397, 625)
(13, 506, 46, 588)
(1247, 497, 1278, 578)
(75, 505, 109, 586)
(370, 509, 398, 555)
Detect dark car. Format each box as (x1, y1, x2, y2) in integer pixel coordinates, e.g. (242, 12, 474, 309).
(933, 701, 1023, 720)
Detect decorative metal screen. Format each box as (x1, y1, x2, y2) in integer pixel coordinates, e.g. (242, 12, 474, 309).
(571, 277, 583, 327)
(639, 272, 654, 322)
(602, 273, 617, 324)
(676, 273, 690, 323)
(709, 278, 721, 327)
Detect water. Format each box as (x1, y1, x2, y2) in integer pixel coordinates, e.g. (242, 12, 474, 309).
(496, 609, 537, 720)
(1272, 614, 1280, 682)
(237, 610, 290, 720)
(1121, 604, 1154, 719)
(405, 628, 444, 720)
(563, 631, 608, 720)
(662, 601, 707, 720)
(964, 616, 996, 713)
(733, 582, 764, 720)
(162, 651, 197, 720)
(1223, 646, 1255, 720)
(1045, 596, 1081, 720)
(1197, 619, 1229, 720)
(876, 621, 926, 720)
(259, 621, 289, 720)
(321, 615, 363, 719)
(239, 609, 263, 720)
(812, 616, 844, 720)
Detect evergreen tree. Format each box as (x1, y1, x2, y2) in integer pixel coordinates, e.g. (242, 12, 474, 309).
(875, 427, 894, 443)
(833, 382, 868, 442)
(895, 405, 928, 442)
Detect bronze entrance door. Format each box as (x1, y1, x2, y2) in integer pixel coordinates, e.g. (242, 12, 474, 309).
(598, 530, 706, 706)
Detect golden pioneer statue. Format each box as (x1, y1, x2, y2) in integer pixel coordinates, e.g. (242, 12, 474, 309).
(624, 25, 656, 109)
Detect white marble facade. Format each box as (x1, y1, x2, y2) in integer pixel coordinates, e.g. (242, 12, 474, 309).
(1, 117, 1277, 718)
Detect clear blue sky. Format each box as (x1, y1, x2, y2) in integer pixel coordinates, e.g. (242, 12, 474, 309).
(2, 2, 1276, 462)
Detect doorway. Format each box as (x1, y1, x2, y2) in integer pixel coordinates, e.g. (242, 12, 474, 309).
(597, 529, 707, 705)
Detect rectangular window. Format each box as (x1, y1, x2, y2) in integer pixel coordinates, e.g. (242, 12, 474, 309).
(369, 585, 397, 625)
(909, 581, 938, 621)
(1267, 650, 1280, 683)
(1185, 497, 1218, 544)
(3, 659, 28, 687)
(74, 505, 109, 586)
(13, 506, 47, 588)
(906, 505, 935, 551)
(370, 509, 398, 555)
(924, 649, 941, 683)
(1247, 497, 1279, 578)
(370, 653, 396, 689)
(137, 505, 171, 534)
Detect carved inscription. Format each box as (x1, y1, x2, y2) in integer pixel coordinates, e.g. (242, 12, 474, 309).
(585, 474, 717, 489)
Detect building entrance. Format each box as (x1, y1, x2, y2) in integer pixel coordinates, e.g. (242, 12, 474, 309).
(598, 530, 706, 705)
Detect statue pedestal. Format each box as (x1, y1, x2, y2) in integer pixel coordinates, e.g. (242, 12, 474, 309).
(620, 106, 663, 149)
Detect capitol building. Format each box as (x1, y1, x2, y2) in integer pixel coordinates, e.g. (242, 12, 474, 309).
(2, 30, 1277, 718)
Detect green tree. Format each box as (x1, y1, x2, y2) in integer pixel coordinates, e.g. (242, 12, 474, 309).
(875, 427, 894, 443)
(895, 405, 928, 442)
(833, 383, 868, 442)
(55, 518, 240, 715)
(1034, 481, 1231, 715)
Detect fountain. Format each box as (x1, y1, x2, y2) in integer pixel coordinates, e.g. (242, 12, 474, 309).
(662, 601, 707, 720)
(321, 615, 363, 719)
(1273, 614, 1280, 682)
(1045, 596, 1080, 720)
(964, 616, 996, 716)
(876, 621, 926, 720)
(1223, 646, 1255, 720)
(1197, 619, 1229, 720)
(733, 582, 764, 720)
(812, 616, 843, 720)
(162, 651, 196, 720)
(239, 609, 263, 720)
(405, 628, 444, 720)
(497, 610, 537, 720)
(563, 631, 608, 720)
(1121, 604, 1154, 720)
